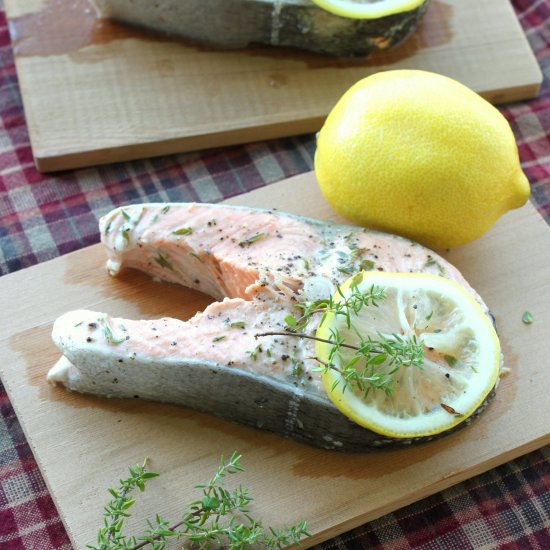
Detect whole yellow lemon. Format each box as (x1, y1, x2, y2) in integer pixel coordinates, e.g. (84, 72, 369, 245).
(314, 70, 530, 249)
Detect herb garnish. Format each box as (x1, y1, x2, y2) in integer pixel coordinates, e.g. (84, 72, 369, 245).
(257, 279, 425, 397)
(359, 259, 375, 271)
(153, 253, 174, 271)
(90, 453, 308, 549)
(424, 257, 445, 275)
(100, 318, 126, 346)
(161, 205, 170, 214)
(173, 227, 193, 236)
(238, 233, 268, 248)
(444, 355, 457, 367)
(247, 344, 262, 360)
(212, 335, 226, 342)
(121, 227, 131, 244)
(292, 361, 303, 377)
(229, 321, 246, 329)
(522, 311, 534, 324)
(121, 209, 131, 222)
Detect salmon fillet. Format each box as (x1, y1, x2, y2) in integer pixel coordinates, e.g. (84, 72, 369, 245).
(92, 0, 431, 58)
(49, 203, 494, 451)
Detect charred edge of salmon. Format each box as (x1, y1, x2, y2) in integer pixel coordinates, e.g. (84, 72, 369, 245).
(49, 350, 499, 453)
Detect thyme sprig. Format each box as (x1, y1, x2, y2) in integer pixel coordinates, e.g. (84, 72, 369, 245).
(286, 279, 387, 333)
(89, 452, 309, 550)
(257, 277, 425, 396)
(91, 458, 158, 549)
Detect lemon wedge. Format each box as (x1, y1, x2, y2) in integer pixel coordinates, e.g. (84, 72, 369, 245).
(312, 0, 426, 19)
(316, 272, 501, 438)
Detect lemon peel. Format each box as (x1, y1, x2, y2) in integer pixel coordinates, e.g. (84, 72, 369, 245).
(316, 272, 501, 438)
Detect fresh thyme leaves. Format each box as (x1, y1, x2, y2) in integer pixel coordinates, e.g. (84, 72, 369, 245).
(292, 361, 304, 377)
(444, 354, 457, 367)
(121, 228, 131, 244)
(100, 318, 126, 346)
(359, 259, 375, 271)
(424, 257, 445, 275)
(258, 329, 424, 396)
(322, 331, 425, 397)
(89, 458, 158, 549)
(238, 233, 268, 248)
(229, 321, 246, 329)
(287, 277, 386, 332)
(247, 344, 262, 360)
(190, 251, 203, 262)
(257, 280, 425, 397)
(173, 227, 193, 235)
(161, 205, 170, 214)
(284, 314, 297, 328)
(212, 335, 226, 342)
(121, 209, 131, 222)
(89, 452, 309, 550)
(522, 311, 534, 324)
(153, 253, 173, 271)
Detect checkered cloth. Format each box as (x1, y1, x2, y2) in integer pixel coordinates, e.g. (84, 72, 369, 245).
(1, 0, 549, 548)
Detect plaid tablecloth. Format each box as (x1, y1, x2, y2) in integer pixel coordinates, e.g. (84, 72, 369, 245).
(1, 0, 549, 548)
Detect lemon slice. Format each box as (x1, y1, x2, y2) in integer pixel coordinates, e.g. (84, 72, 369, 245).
(312, 0, 426, 19)
(316, 272, 501, 438)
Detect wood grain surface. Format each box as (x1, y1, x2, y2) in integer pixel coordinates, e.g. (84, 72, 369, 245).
(6, 0, 543, 172)
(1, 171, 549, 549)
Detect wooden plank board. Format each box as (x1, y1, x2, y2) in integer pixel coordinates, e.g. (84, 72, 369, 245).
(1, 171, 549, 548)
(6, 0, 542, 172)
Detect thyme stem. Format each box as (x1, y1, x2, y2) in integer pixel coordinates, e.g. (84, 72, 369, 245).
(131, 520, 185, 550)
(255, 331, 363, 351)
(258, 281, 425, 397)
(92, 452, 309, 550)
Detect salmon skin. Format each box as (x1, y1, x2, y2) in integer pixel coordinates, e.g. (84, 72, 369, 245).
(49, 203, 494, 451)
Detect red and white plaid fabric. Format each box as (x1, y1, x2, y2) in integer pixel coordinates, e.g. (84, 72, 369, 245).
(0, 0, 549, 548)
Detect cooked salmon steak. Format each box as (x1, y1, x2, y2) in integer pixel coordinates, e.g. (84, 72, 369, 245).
(49, 204, 495, 451)
(92, 0, 431, 58)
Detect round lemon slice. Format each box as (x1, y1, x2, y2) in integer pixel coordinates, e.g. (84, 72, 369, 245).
(312, 0, 426, 19)
(316, 272, 501, 438)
